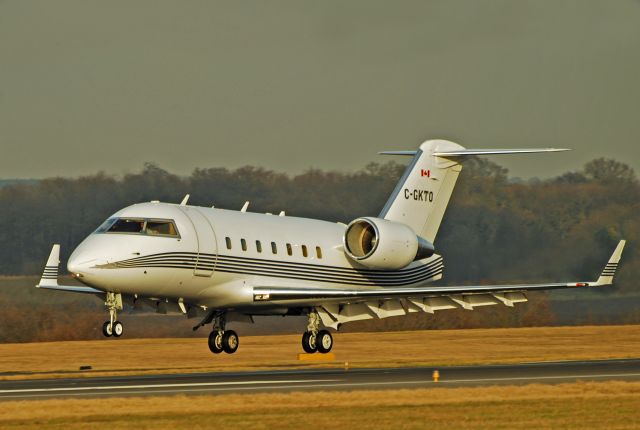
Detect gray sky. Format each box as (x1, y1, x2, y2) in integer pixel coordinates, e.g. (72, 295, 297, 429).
(1, 1, 639, 179)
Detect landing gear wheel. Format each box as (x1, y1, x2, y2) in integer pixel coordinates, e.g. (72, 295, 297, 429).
(222, 330, 239, 354)
(112, 321, 124, 337)
(302, 331, 317, 353)
(102, 321, 113, 337)
(316, 330, 333, 353)
(208, 331, 224, 354)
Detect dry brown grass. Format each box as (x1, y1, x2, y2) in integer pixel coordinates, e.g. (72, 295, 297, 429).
(1, 381, 639, 429)
(1, 325, 639, 380)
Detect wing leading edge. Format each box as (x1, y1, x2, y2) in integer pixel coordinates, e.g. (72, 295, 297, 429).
(253, 240, 626, 303)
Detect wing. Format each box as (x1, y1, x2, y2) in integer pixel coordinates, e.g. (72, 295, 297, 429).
(253, 241, 626, 329)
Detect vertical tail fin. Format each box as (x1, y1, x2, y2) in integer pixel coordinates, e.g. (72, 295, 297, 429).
(379, 140, 569, 243)
(379, 140, 464, 243)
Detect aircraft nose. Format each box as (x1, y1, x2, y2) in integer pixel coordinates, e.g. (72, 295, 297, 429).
(67, 254, 81, 275)
(67, 247, 97, 276)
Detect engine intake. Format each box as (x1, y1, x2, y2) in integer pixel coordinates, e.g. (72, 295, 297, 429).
(343, 217, 434, 269)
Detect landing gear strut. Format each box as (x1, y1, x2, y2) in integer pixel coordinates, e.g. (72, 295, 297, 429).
(205, 312, 239, 354)
(102, 292, 123, 338)
(301, 308, 333, 354)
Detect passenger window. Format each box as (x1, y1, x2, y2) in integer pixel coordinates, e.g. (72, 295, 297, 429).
(271, 242, 277, 254)
(145, 220, 179, 237)
(286, 243, 292, 256)
(225, 237, 232, 250)
(302, 245, 308, 258)
(316, 246, 323, 259)
(107, 218, 145, 234)
(256, 240, 262, 253)
(241, 239, 247, 251)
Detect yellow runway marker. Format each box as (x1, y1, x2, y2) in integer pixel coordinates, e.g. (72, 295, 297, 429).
(297, 353, 336, 362)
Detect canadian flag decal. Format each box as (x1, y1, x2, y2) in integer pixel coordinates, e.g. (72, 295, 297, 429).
(421, 169, 431, 178)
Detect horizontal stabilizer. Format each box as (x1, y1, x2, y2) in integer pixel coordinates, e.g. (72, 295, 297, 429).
(378, 150, 418, 156)
(433, 148, 570, 157)
(380, 148, 570, 157)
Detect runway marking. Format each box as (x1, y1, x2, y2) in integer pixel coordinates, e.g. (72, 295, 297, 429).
(436, 373, 640, 384)
(0, 379, 339, 394)
(2, 371, 640, 400)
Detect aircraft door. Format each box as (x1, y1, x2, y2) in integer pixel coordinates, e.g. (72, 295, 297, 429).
(178, 206, 217, 277)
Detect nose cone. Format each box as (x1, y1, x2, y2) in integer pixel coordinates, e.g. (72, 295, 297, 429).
(67, 238, 104, 277)
(67, 247, 94, 276)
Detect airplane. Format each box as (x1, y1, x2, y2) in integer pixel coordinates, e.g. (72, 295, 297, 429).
(36, 139, 626, 355)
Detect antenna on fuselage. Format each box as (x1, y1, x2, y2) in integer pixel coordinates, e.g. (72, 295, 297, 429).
(180, 194, 190, 206)
(241, 201, 250, 212)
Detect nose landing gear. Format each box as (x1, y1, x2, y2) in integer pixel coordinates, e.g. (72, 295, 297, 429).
(101, 292, 124, 338)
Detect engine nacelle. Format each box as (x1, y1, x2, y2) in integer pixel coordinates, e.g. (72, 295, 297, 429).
(343, 217, 435, 270)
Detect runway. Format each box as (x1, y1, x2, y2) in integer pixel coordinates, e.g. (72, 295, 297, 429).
(1, 358, 639, 401)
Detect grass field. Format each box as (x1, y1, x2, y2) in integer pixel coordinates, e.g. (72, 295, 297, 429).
(0, 381, 639, 429)
(1, 324, 639, 380)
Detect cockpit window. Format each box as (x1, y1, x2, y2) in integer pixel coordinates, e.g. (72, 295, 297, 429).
(108, 218, 146, 234)
(146, 220, 178, 237)
(95, 218, 117, 233)
(95, 217, 180, 238)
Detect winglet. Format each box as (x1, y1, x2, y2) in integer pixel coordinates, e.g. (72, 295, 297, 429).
(37, 244, 60, 288)
(36, 245, 104, 294)
(594, 240, 626, 286)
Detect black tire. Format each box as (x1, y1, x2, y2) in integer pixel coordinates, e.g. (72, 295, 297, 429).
(112, 321, 124, 337)
(102, 321, 113, 337)
(222, 330, 239, 354)
(316, 330, 333, 353)
(208, 331, 224, 354)
(301, 331, 317, 353)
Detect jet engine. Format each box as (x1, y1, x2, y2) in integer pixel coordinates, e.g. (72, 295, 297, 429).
(343, 217, 435, 270)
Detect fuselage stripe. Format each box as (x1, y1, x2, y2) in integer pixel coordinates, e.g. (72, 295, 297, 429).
(113, 259, 443, 282)
(110, 261, 444, 286)
(115, 252, 441, 276)
(103, 252, 444, 287)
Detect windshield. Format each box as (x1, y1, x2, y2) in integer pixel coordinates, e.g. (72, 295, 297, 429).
(95, 218, 180, 238)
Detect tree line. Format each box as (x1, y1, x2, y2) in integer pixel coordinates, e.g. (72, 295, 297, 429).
(0, 157, 638, 342)
(0, 157, 636, 293)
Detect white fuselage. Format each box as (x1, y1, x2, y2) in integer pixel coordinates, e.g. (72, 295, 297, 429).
(68, 202, 443, 311)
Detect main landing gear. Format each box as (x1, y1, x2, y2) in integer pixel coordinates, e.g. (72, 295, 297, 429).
(301, 309, 333, 354)
(203, 312, 239, 354)
(102, 292, 124, 338)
